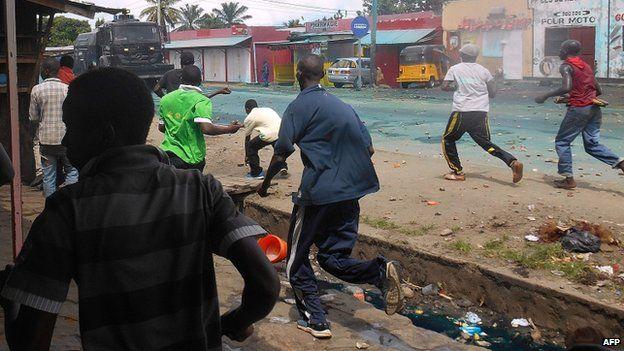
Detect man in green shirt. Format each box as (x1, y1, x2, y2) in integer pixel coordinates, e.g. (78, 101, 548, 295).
(159, 65, 242, 171)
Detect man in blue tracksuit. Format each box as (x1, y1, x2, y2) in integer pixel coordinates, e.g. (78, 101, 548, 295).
(258, 54, 404, 339)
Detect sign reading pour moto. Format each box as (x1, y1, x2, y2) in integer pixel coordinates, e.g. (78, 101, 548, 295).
(351, 16, 370, 38)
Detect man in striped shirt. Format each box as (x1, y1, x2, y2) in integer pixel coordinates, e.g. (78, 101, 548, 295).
(0, 68, 279, 350)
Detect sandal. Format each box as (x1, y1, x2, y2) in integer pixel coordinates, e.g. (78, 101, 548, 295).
(444, 172, 466, 181)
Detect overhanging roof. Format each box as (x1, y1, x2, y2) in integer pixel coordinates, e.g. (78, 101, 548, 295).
(360, 29, 437, 45)
(26, 0, 124, 18)
(165, 36, 252, 49)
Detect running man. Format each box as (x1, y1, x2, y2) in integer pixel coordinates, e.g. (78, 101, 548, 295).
(257, 54, 404, 339)
(153, 51, 194, 97)
(441, 44, 523, 183)
(0, 68, 279, 350)
(535, 39, 624, 189)
(243, 99, 286, 179)
(159, 65, 242, 171)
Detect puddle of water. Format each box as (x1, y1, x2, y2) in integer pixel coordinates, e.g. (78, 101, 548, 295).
(329, 282, 565, 351)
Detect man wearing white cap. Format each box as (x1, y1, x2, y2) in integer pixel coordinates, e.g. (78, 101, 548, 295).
(440, 44, 523, 183)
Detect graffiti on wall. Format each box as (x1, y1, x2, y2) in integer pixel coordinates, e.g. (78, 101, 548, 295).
(457, 17, 531, 32)
(610, 0, 624, 78)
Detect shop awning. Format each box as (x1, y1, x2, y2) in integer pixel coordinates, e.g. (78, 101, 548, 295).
(360, 28, 437, 45)
(26, 0, 124, 18)
(165, 36, 252, 49)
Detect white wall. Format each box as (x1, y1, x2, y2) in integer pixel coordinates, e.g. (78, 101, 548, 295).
(203, 49, 226, 82)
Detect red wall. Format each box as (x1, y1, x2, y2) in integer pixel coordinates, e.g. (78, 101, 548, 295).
(254, 46, 292, 83)
(305, 11, 441, 33)
(376, 45, 400, 88)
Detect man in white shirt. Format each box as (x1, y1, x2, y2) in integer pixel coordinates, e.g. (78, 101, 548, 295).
(243, 99, 286, 179)
(440, 44, 523, 183)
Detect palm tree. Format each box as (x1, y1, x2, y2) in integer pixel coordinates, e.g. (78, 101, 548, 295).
(198, 13, 226, 29)
(283, 17, 304, 28)
(212, 2, 252, 26)
(140, 0, 182, 28)
(177, 4, 205, 31)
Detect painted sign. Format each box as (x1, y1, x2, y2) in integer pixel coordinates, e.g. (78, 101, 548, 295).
(609, 0, 624, 78)
(457, 17, 531, 31)
(307, 19, 339, 33)
(531, 0, 610, 78)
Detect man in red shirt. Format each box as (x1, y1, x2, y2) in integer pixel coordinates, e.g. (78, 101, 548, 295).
(57, 55, 75, 85)
(535, 40, 624, 189)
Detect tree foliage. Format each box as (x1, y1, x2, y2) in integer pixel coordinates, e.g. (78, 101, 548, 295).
(177, 4, 205, 30)
(362, 0, 452, 15)
(48, 16, 91, 47)
(140, 0, 182, 27)
(212, 2, 252, 26)
(283, 17, 304, 28)
(95, 18, 106, 28)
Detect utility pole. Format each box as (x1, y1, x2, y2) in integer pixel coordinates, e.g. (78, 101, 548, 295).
(157, 0, 162, 28)
(370, 0, 378, 86)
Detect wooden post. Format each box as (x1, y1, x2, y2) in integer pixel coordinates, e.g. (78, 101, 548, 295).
(4, 0, 23, 259)
(224, 48, 229, 83)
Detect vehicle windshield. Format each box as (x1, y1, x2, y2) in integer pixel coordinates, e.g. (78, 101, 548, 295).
(400, 52, 426, 65)
(113, 25, 159, 43)
(331, 59, 356, 69)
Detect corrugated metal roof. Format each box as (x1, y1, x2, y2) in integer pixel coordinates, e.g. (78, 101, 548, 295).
(165, 36, 251, 49)
(360, 29, 436, 45)
(26, 0, 123, 18)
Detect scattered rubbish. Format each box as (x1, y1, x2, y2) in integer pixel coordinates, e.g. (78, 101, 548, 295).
(475, 340, 492, 347)
(526, 216, 536, 221)
(345, 286, 364, 294)
(464, 312, 482, 324)
(551, 270, 565, 277)
(596, 280, 610, 287)
(258, 234, 288, 263)
(455, 298, 473, 308)
(355, 341, 370, 349)
(527, 204, 535, 211)
(528, 318, 542, 342)
(561, 229, 601, 253)
(426, 200, 440, 206)
(393, 163, 401, 168)
(440, 228, 454, 236)
(439, 187, 446, 191)
(269, 316, 290, 324)
(538, 221, 569, 242)
(513, 266, 530, 278)
(574, 253, 592, 261)
(492, 220, 508, 228)
(319, 294, 335, 302)
(413, 309, 424, 315)
(524, 234, 540, 242)
(401, 160, 407, 165)
(389, 196, 397, 202)
(284, 298, 296, 305)
(575, 221, 620, 246)
(459, 324, 482, 336)
(511, 318, 530, 327)
(595, 266, 614, 276)
(422, 283, 439, 295)
(402, 286, 415, 299)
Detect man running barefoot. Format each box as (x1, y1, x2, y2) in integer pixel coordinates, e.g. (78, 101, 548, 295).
(257, 54, 404, 339)
(535, 40, 624, 189)
(441, 44, 523, 183)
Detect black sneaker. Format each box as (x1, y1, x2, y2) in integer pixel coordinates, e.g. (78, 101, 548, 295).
(379, 260, 405, 315)
(297, 319, 332, 339)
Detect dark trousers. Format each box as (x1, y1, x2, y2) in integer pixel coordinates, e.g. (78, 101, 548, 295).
(166, 151, 205, 172)
(245, 136, 286, 176)
(442, 111, 516, 173)
(286, 200, 383, 324)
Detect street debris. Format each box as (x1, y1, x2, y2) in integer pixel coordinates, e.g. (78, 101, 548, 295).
(511, 318, 530, 327)
(561, 229, 601, 253)
(595, 265, 614, 276)
(426, 200, 440, 206)
(464, 312, 482, 324)
(355, 341, 370, 349)
(422, 283, 439, 295)
(529, 318, 542, 342)
(284, 298, 296, 305)
(440, 228, 454, 236)
(402, 286, 415, 299)
(269, 316, 291, 324)
(526, 216, 536, 221)
(524, 234, 540, 242)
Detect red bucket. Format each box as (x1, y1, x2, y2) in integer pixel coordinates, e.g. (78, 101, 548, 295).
(257, 234, 288, 263)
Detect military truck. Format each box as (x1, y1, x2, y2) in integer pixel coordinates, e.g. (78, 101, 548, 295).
(74, 14, 173, 88)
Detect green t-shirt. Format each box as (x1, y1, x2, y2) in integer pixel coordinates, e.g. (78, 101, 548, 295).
(159, 86, 212, 165)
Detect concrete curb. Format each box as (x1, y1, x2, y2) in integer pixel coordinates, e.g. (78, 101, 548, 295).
(244, 200, 624, 337)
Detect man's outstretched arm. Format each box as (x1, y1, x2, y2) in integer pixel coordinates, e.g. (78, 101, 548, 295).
(440, 80, 457, 92)
(221, 237, 280, 341)
(257, 153, 290, 197)
(535, 64, 573, 103)
(206, 87, 231, 99)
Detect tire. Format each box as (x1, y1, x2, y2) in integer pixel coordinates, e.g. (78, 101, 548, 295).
(334, 83, 344, 88)
(427, 77, 436, 89)
(401, 82, 410, 89)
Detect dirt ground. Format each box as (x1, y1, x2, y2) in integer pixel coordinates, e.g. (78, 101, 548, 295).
(145, 116, 624, 309)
